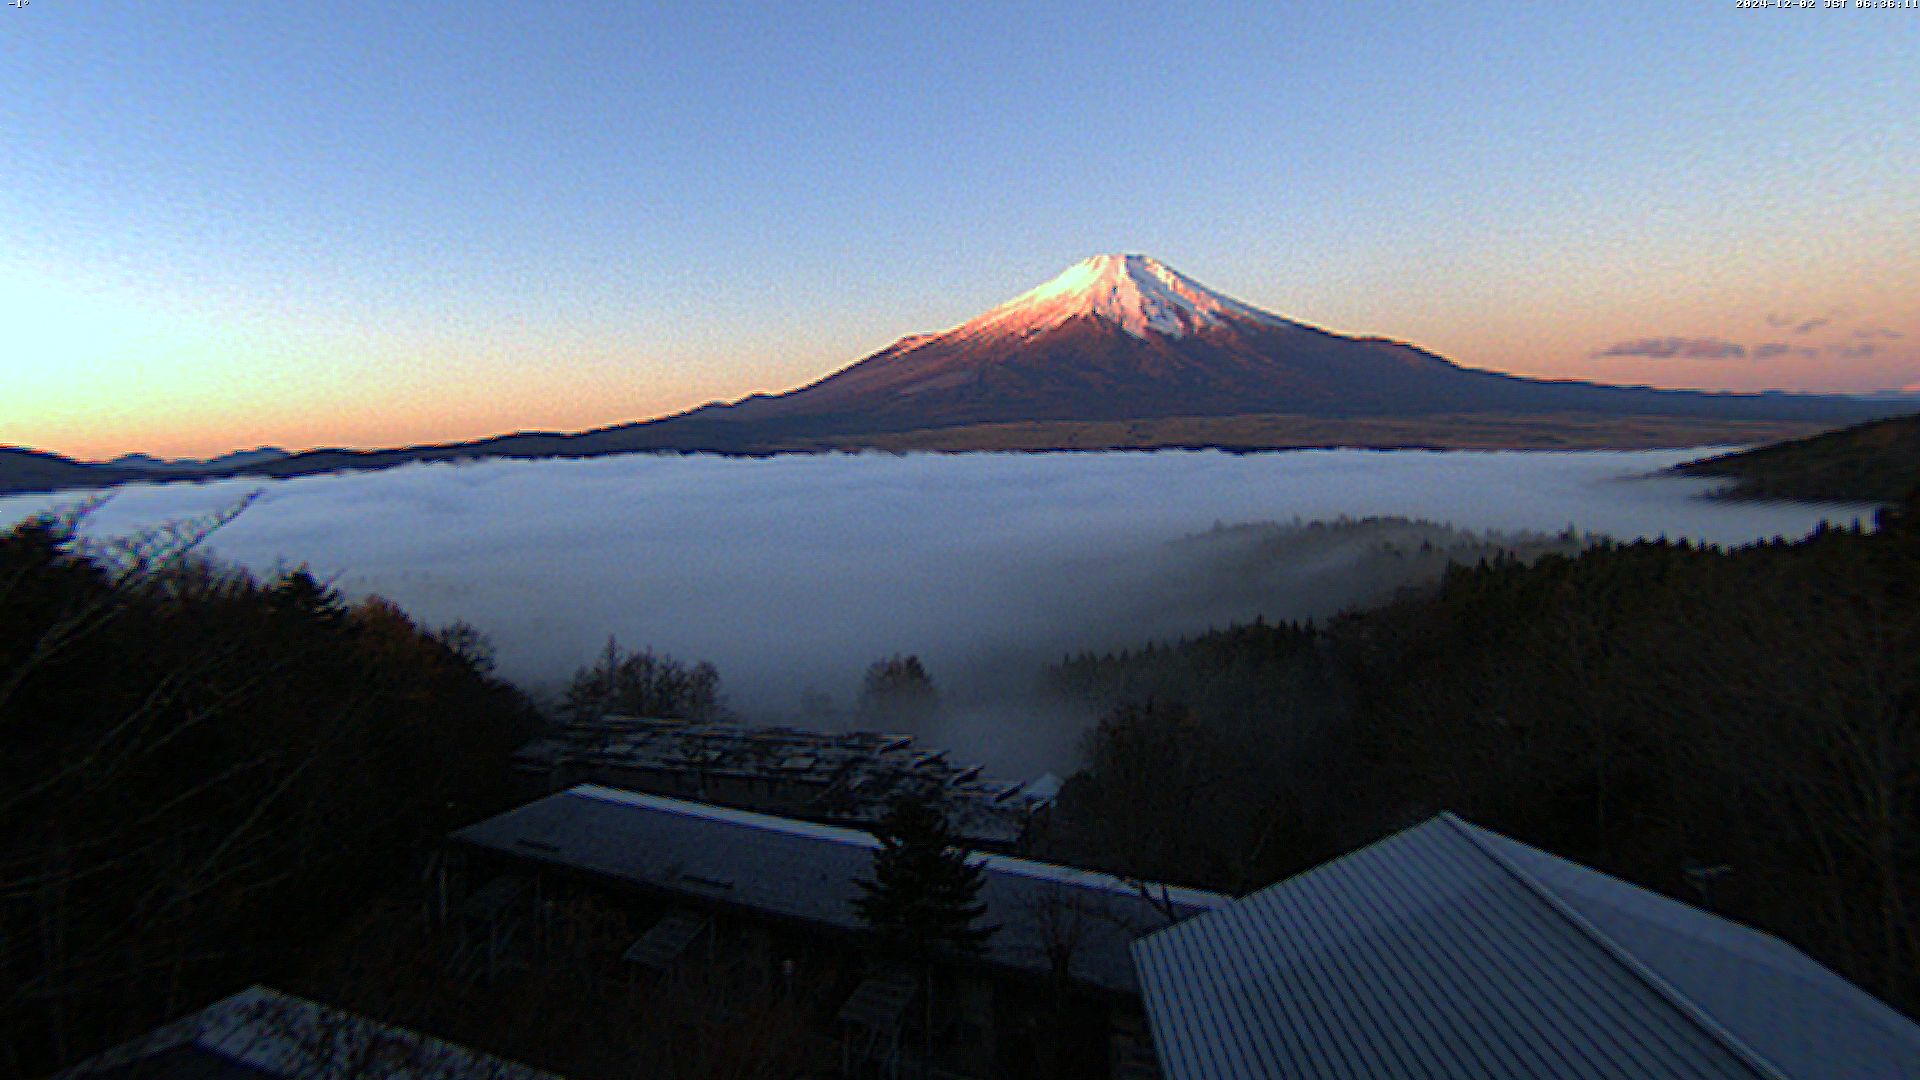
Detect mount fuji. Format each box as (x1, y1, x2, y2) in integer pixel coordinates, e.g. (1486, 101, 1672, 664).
(3, 254, 1900, 494)
(623, 253, 1885, 447)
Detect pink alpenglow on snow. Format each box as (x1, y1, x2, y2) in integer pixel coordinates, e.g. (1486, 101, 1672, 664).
(931, 254, 1296, 344)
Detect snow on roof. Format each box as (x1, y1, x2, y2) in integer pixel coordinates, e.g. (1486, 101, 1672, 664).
(452, 784, 1229, 994)
(1018, 772, 1065, 803)
(512, 717, 1042, 846)
(1132, 813, 1920, 1080)
(53, 986, 563, 1080)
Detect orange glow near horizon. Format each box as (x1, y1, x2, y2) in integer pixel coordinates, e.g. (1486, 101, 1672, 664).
(13, 295, 1918, 462)
(9, 4, 1917, 464)
(14, 400, 672, 464)
(9, 233, 1917, 462)
(1, 258, 838, 461)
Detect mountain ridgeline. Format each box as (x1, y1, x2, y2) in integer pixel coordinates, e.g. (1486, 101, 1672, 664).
(668, 254, 1885, 440)
(3, 255, 1900, 494)
(1675, 411, 1920, 502)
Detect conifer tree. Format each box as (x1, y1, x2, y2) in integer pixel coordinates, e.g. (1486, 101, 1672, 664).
(267, 567, 348, 628)
(855, 794, 993, 959)
(854, 794, 994, 1075)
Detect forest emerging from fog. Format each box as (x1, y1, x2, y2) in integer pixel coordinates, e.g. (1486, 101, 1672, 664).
(4, 489, 1917, 1075)
(1048, 494, 1920, 1020)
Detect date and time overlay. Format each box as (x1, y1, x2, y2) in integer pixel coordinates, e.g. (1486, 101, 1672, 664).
(1736, 0, 1918, 9)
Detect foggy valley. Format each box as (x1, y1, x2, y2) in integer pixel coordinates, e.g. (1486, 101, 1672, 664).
(13, 7, 1919, 1077)
(0, 448, 1870, 773)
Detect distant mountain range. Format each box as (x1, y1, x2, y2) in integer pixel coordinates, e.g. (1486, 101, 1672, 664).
(108, 447, 290, 474)
(3, 254, 1908, 495)
(0, 447, 293, 500)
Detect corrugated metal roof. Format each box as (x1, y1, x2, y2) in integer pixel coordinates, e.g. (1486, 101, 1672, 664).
(451, 784, 1230, 994)
(1133, 813, 1920, 1080)
(1463, 820, 1920, 1080)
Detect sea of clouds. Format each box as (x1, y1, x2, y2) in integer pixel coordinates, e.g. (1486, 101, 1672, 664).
(0, 450, 1876, 774)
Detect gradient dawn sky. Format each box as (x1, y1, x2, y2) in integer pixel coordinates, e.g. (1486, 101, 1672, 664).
(5, 2, 1917, 459)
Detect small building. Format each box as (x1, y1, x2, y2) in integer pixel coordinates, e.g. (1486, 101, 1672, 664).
(511, 715, 1059, 851)
(445, 783, 1228, 1078)
(1133, 812, 1920, 1080)
(51, 985, 563, 1080)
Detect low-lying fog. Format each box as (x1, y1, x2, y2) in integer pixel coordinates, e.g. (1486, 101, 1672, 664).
(0, 450, 1876, 775)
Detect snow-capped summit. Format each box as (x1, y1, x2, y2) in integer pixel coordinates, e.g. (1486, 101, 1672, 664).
(642, 252, 1886, 445)
(938, 254, 1289, 344)
(690, 252, 1481, 428)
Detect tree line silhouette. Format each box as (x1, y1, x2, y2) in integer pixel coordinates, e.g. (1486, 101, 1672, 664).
(11, 487, 1918, 1074)
(0, 504, 535, 1074)
(1050, 494, 1920, 1016)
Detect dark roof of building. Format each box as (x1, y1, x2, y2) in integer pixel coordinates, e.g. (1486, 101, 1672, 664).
(52, 986, 564, 1080)
(512, 716, 1056, 846)
(1132, 813, 1920, 1080)
(451, 784, 1229, 994)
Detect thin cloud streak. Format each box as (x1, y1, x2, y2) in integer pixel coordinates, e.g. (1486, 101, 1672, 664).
(1593, 337, 1748, 361)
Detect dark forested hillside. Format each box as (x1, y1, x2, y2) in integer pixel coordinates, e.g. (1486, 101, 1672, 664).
(1676, 410, 1920, 501)
(12, 488, 1919, 1072)
(0, 506, 536, 1074)
(1047, 495, 1920, 1017)
(1045, 621, 1351, 892)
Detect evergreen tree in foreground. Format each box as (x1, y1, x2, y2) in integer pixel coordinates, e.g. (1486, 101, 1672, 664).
(854, 794, 995, 963)
(854, 794, 995, 1077)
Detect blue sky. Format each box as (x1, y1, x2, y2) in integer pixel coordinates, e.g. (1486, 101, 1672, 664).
(4, 2, 1916, 456)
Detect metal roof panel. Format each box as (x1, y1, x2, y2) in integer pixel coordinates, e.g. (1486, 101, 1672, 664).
(452, 784, 1229, 994)
(1131, 815, 1836, 1080)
